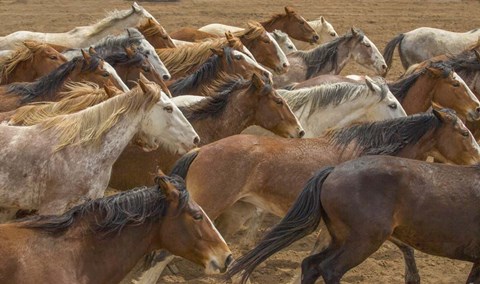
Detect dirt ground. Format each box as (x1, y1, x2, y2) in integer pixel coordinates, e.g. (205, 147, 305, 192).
(1, 0, 479, 283)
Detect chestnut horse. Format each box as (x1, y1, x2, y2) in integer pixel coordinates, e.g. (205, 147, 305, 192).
(174, 109, 480, 284)
(227, 154, 480, 284)
(170, 27, 220, 42)
(137, 18, 176, 49)
(199, 7, 319, 44)
(0, 41, 67, 84)
(0, 76, 198, 216)
(109, 73, 304, 190)
(0, 174, 231, 284)
(273, 28, 387, 88)
(0, 50, 125, 112)
(0, 2, 159, 50)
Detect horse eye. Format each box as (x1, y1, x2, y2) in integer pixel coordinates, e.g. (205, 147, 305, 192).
(193, 213, 203, 221)
(275, 99, 284, 105)
(462, 131, 470, 137)
(234, 54, 242, 60)
(288, 45, 294, 49)
(145, 51, 151, 55)
(264, 40, 270, 44)
(142, 66, 151, 72)
(364, 43, 371, 47)
(330, 32, 336, 36)
(388, 103, 397, 109)
(163, 106, 173, 113)
(102, 72, 110, 77)
(49, 55, 58, 60)
(453, 82, 460, 87)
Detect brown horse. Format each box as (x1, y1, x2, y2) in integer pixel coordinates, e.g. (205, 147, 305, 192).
(199, 7, 319, 44)
(227, 154, 480, 284)
(0, 174, 232, 284)
(0, 50, 123, 112)
(137, 18, 176, 49)
(170, 27, 219, 42)
(109, 73, 304, 190)
(0, 41, 67, 85)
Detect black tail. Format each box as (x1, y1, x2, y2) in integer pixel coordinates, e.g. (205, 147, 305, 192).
(226, 166, 335, 283)
(383, 33, 405, 72)
(170, 148, 200, 179)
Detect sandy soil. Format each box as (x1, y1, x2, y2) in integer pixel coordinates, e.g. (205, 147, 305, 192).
(1, 0, 479, 283)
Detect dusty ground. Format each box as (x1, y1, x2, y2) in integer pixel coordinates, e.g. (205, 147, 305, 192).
(1, 0, 479, 283)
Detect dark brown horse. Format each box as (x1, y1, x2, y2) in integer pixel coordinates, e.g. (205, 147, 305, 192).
(0, 50, 123, 112)
(0, 174, 232, 284)
(137, 18, 176, 49)
(227, 154, 480, 284)
(109, 73, 304, 190)
(0, 41, 67, 85)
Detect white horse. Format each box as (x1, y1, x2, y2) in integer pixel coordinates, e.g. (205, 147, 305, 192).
(0, 76, 198, 216)
(270, 30, 297, 54)
(383, 27, 480, 70)
(0, 2, 158, 50)
(292, 16, 338, 50)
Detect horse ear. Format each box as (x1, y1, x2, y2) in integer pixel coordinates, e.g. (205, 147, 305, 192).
(155, 174, 180, 203)
(474, 49, 480, 62)
(23, 40, 37, 51)
(210, 48, 224, 57)
(252, 73, 265, 90)
(88, 46, 97, 55)
(351, 27, 358, 37)
(284, 6, 295, 15)
(432, 106, 450, 123)
(81, 49, 91, 63)
(103, 84, 117, 98)
(364, 76, 379, 92)
(320, 16, 325, 23)
(425, 66, 443, 77)
(132, 2, 141, 12)
(138, 73, 150, 93)
(124, 46, 135, 58)
(148, 18, 155, 25)
(225, 31, 234, 41)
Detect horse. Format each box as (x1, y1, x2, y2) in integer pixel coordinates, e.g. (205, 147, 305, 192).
(62, 28, 171, 82)
(170, 27, 220, 42)
(0, 41, 67, 85)
(271, 30, 297, 54)
(227, 154, 480, 284)
(0, 2, 159, 50)
(157, 33, 262, 79)
(291, 16, 338, 50)
(168, 47, 271, 97)
(136, 18, 176, 49)
(383, 27, 480, 71)
(273, 28, 387, 88)
(199, 7, 319, 44)
(109, 73, 304, 191)
(0, 174, 232, 284)
(0, 76, 198, 216)
(0, 50, 126, 112)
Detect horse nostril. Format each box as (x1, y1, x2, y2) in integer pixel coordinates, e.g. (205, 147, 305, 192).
(381, 64, 388, 70)
(298, 130, 305, 138)
(193, 136, 200, 145)
(476, 107, 480, 114)
(282, 62, 288, 68)
(313, 35, 319, 41)
(225, 254, 234, 268)
(162, 74, 171, 81)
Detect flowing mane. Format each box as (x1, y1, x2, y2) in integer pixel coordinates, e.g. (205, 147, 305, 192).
(326, 112, 444, 155)
(389, 62, 452, 102)
(443, 50, 480, 77)
(157, 37, 243, 76)
(168, 47, 236, 96)
(104, 49, 145, 67)
(180, 76, 270, 121)
(18, 175, 189, 236)
(278, 80, 387, 117)
(39, 82, 159, 150)
(234, 21, 267, 41)
(9, 82, 119, 126)
(137, 19, 168, 38)
(260, 9, 297, 29)
(292, 29, 364, 79)
(6, 54, 103, 102)
(0, 41, 46, 83)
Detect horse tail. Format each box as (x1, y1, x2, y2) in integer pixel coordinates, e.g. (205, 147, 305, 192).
(226, 166, 335, 283)
(170, 148, 200, 179)
(282, 82, 298, 90)
(383, 33, 405, 70)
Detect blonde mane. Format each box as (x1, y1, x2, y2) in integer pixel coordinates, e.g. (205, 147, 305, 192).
(137, 19, 168, 38)
(0, 41, 46, 83)
(39, 82, 160, 150)
(9, 82, 121, 126)
(157, 37, 243, 76)
(234, 21, 267, 41)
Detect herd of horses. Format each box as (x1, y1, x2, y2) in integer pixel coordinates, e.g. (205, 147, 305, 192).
(0, 2, 479, 284)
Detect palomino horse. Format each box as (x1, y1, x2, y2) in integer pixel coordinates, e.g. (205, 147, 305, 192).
(0, 76, 198, 216)
(291, 16, 338, 50)
(273, 28, 387, 88)
(383, 27, 480, 70)
(271, 30, 297, 54)
(0, 174, 232, 284)
(0, 2, 159, 50)
(63, 28, 171, 82)
(137, 18, 176, 49)
(199, 7, 319, 44)
(109, 73, 304, 190)
(0, 50, 125, 112)
(0, 41, 67, 84)
(227, 154, 480, 284)
(170, 27, 220, 42)
(168, 47, 272, 97)
(174, 109, 480, 284)
(157, 33, 261, 79)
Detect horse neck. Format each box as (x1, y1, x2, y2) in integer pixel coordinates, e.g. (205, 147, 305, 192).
(399, 74, 435, 114)
(9, 60, 40, 83)
(189, 93, 255, 144)
(259, 16, 286, 32)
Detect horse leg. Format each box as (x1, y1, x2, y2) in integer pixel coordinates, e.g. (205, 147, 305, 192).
(119, 250, 175, 284)
(215, 201, 258, 241)
(241, 206, 266, 248)
(467, 262, 480, 284)
(389, 237, 420, 284)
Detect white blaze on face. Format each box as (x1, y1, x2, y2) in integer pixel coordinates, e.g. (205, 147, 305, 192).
(266, 32, 289, 68)
(103, 62, 130, 92)
(241, 46, 256, 62)
(232, 50, 272, 78)
(454, 72, 480, 105)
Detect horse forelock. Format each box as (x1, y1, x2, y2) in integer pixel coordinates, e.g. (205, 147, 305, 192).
(18, 175, 189, 236)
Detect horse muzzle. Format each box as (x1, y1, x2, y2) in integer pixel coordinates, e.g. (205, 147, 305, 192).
(205, 254, 234, 274)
